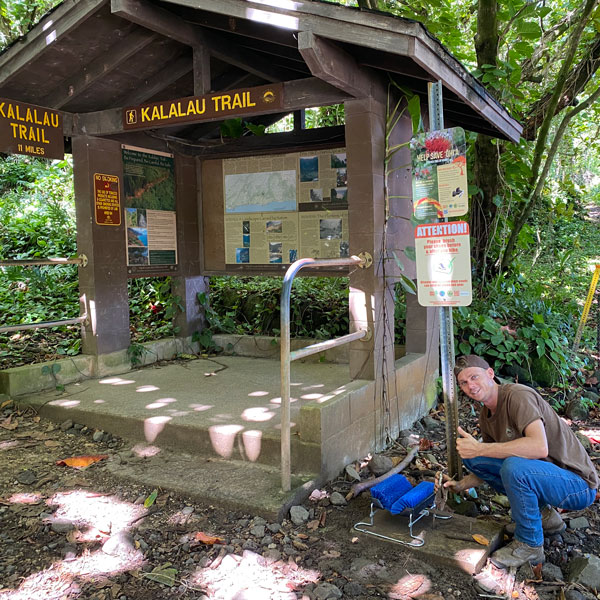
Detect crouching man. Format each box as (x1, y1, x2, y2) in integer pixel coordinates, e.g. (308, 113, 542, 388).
(444, 355, 598, 568)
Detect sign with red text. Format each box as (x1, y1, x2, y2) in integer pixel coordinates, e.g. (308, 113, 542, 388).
(415, 221, 472, 306)
(410, 128, 467, 219)
(94, 173, 121, 226)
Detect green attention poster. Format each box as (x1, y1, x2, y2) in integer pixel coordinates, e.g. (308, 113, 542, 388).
(122, 145, 178, 269)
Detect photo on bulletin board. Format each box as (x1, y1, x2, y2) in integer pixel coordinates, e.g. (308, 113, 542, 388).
(299, 155, 319, 182)
(330, 187, 348, 203)
(266, 220, 283, 234)
(320, 218, 342, 240)
(310, 188, 323, 202)
(331, 153, 347, 168)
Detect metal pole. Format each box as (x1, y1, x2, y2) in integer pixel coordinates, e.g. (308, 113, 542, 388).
(428, 81, 462, 480)
(0, 254, 88, 268)
(0, 315, 87, 334)
(280, 255, 368, 491)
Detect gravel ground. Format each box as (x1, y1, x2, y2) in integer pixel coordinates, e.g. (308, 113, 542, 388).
(0, 395, 599, 600)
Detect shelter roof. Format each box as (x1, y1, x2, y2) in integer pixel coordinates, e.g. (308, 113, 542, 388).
(0, 0, 521, 151)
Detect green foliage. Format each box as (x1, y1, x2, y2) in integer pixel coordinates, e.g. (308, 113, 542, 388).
(128, 277, 182, 343)
(453, 272, 589, 387)
(205, 276, 350, 339)
(0, 0, 59, 48)
(220, 118, 266, 138)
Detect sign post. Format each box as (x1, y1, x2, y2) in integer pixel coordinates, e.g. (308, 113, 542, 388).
(427, 81, 463, 480)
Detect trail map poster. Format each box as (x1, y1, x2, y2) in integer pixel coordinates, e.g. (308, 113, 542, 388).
(223, 148, 348, 265)
(410, 128, 468, 219)
(122, 145, 178, 270)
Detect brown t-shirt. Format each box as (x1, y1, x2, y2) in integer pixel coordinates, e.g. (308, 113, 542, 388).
(479, 383, 599, 489)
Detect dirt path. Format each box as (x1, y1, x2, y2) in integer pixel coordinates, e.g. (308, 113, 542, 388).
(1, 396, 599, 600)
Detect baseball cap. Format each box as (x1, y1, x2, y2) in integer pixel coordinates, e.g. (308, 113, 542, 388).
(454, 355, 492, 378)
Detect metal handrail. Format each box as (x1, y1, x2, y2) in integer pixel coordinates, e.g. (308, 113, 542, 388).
(0, 315, 87, 334)
(280, 254, 372, 491)
(0, 254, 88, 268)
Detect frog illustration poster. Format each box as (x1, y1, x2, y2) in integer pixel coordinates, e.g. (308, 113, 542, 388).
(410, 128, 468, 219)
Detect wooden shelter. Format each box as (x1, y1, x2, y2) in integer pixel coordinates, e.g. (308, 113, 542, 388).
(0, 0, 521, 475)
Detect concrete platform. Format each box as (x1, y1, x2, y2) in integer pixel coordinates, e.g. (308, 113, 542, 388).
(15, 351, 438, 517)
(19, 355, 351, 469)
(354, 509, 504, 574)
(17, 356, 357, 516)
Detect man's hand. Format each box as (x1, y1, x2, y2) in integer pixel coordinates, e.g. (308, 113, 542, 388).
(434, 473, 466, 494)
(456, 426, 481, 459)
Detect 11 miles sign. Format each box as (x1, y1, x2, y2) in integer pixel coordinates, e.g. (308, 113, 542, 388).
(415, 221, 472, 307)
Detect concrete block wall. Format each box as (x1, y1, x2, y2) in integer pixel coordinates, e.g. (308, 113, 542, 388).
(299, 352, 438, 480)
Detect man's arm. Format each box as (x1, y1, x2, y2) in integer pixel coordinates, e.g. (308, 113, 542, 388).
(456, 420, 548, 460)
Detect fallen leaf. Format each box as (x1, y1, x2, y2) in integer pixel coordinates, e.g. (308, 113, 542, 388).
(472, 534, 489, 546)
(44, 441, 61, 448)
(143, 563, 177, 587)
(322, 550, 340, 558)
(351, 536, 359, 543)
(56, 455, 108, 469)
(319, 511, 327, 527)
(144, 489, 158, 508)
(307, 520, 319, 531)
(419, 437, 433, 451)
(0, 399, 13, 409)
(345, 464, 361, 481)
(193, 531, 224, 545)
(0, 416, 18, 430)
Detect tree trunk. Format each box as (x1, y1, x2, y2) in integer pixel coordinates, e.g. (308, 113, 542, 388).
(471, 0, 500, 276)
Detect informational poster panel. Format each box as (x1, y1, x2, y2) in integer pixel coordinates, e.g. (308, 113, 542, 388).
(410, 128, 468, 219)
(122, 145, 178, 273)
(415, 221, 472, 306)
(223, 148, 348, 265)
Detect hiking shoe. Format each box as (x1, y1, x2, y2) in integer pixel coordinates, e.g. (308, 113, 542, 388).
(504, 506, 566, 536)
(490, 540, 545, 568)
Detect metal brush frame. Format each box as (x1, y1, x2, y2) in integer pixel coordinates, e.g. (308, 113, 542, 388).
(353, 493, 452, 547)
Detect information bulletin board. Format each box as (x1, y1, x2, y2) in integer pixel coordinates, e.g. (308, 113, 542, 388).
(122, 145, 178, 274)
(223, 147, 349, 265)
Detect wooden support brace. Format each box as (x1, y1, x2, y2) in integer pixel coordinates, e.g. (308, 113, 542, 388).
(298, 30, 373, 98)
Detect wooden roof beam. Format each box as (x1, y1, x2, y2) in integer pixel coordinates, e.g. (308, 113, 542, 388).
(111, 0, 289, 82)
(41, 30, 159, 109)
(67, 77, 349, 136)
(115, 55, 192, 106)
(298, 31, 374, 98)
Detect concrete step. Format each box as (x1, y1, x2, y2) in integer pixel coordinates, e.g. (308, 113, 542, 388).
(104, 448, 319, 520)
(17, 356, 351, 474)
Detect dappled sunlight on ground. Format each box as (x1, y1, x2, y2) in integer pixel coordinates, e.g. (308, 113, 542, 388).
(145, 397, 177, 409)
(242, 407, 276, 422)
(0, 491, 146, 600)
(248, 390, 269, 397)
(98, 378, 135, 386)
(136, 385, 160, 392)
(0, 548, 144, 600)
(131, 443, 161, 457)
(46, 490, 146, 536)
(190, 550, 320, 599)
(49, 399, 81, 408)
(144, 415, 172, 442)
(241, 429, 263, 461)
(208, 424, 245, 458)
(388, 573, 432, 598)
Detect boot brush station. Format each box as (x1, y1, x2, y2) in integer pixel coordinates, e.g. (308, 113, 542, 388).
(0, 0, 521, 560)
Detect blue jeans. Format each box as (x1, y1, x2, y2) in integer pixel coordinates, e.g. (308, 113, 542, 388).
(463, 456, 596, 547)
